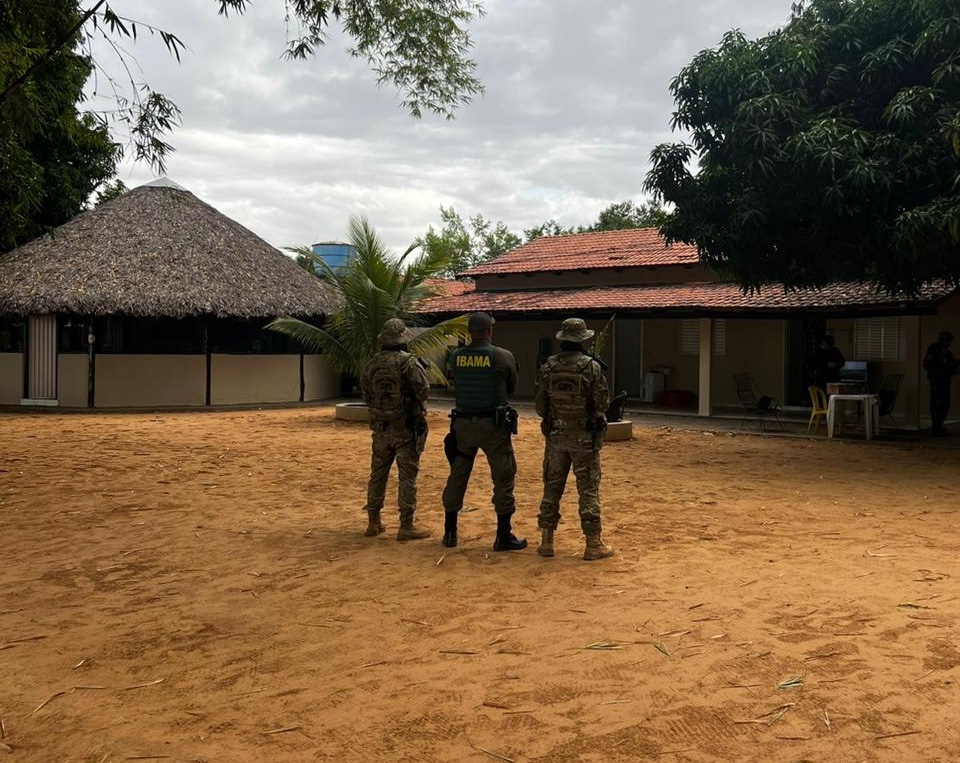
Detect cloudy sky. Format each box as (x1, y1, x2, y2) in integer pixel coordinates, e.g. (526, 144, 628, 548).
(88, 0, 795, 253)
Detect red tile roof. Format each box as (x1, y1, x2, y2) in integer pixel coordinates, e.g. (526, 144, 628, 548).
(417, 280, 955, 316)
(423, 278, 475, 297)
(460, 228, 699, 276)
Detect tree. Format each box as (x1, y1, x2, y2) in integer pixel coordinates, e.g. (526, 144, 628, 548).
(644, 0, 960, 294)
(420, 206, 521, 276)
(267, 215, 467, 381)
(592, 200, 667, 231)
(523, 219, 576, 241)
(1, 0, 485, 173)
(94, 178, 128, 207)
(0, 0, 120, 252)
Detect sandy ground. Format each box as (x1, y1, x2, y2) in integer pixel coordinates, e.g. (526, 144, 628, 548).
(1, 405, 959, 763)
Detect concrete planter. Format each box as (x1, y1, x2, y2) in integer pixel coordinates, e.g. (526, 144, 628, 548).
(604, 420, 633, 441)
(335, 402, 369, 422)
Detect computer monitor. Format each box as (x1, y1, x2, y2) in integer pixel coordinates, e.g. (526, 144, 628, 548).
(839, 360, 867, 383)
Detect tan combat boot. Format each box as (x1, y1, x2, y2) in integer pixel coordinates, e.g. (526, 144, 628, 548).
(583, 532, 614, 561)
(396, 516, 431, 541)
(537, 528, 555, 557)
(364, 510, 385, 537)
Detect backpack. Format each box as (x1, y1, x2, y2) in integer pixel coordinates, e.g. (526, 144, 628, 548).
(365, 353, 415, 421)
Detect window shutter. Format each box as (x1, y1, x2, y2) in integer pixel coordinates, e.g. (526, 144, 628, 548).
(712, 319, 726, 356)
(854, 317, 903, 360)
(679, 319, 726, 355)
(679, 320, 699, 355)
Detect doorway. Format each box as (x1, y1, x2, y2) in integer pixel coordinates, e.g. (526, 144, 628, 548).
(784, 318, 824, 406)
(26, 314, 57, 402)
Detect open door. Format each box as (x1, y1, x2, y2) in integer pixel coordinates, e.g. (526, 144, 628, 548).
(784, 318, 824, 406)
(26, 314, 57, 403)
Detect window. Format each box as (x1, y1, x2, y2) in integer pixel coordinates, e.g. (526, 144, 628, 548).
(209, 318, 300, 354)
(854, 317, 903, 360)
(0, 317, 25, 352)
(58, 317, 89, 353)
(679, 319, 726, 356)
(87, 316, 305, 354)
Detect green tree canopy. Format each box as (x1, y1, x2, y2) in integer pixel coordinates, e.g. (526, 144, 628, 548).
(0, 0, 120, 251)
(644, 0, 960, 294)
(420, 206, 521, 276)
(1, 0, 485, 174)
(268, 215, 467, 381)
(592, 200, 667, 231)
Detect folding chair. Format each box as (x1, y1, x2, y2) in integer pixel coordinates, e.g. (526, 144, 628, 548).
(733, 372, 783, 432)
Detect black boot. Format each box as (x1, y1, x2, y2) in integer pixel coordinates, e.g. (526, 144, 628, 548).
(442, 511, 458, 548)
(493, 513, 527, 552)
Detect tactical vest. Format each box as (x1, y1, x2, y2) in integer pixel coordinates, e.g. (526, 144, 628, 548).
(543, 353, 595, 431)
(366, 351, 415, 421)
(452, 345, 501, 412)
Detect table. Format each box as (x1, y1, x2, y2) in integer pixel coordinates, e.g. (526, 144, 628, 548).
(827, 393, 880, 440)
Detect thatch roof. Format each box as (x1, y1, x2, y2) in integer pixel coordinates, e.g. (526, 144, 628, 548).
(0, 180, 337, 318)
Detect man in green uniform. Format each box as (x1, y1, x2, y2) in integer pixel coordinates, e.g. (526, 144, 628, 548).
(359, 318, 431, 540)
(535, 318, 613, 561)
(441, 312, 526, 551)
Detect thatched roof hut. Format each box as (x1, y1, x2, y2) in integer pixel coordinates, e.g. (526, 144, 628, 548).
(0, 179, 336, 318)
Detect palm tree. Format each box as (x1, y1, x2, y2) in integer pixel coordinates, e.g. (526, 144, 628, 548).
(267, 214, 467, 384)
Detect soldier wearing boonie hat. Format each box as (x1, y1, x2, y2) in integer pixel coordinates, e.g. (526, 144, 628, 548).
(441, 312, 526, 551)
(359, 318, 431, 540)
(534, 317, 613, 560)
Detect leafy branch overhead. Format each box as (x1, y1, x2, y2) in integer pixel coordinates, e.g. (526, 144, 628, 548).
(1, 0, 485, 175)
(0, 0, 485, 254)
(644, 0, 960, 295)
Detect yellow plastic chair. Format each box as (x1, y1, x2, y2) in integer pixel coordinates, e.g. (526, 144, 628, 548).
(807, 385, 828, 435)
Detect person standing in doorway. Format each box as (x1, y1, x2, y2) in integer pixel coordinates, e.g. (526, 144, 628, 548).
(441, 312, 526, 551)
(814, 335, 845, 389)
(534, 318, 613, 561)
(359, 318, 431, 540)
(923, 330, 959, 437)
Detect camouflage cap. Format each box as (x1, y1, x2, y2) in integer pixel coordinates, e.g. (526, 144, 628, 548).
(378, 318, 414, 345)
(556, 318, 594, 343)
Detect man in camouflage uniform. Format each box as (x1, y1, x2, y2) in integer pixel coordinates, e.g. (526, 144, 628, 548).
(441, 312, 527, 551)
(359, 318, 431, 540)
(535, 318, 613, 561)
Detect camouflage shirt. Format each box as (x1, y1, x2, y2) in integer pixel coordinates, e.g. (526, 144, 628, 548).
(360, 349, 429, 425)
(535, 350, 609, 445)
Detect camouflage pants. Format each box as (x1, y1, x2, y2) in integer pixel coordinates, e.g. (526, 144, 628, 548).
(441, 416, 517, 516)
(364, 425, 422, 520)
(537, 436, 602, 534)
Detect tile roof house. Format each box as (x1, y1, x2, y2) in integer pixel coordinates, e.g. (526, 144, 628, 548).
(417, 229, 960, 431)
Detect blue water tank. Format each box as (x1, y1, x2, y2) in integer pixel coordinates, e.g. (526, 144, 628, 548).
(310, 242, 355, 271)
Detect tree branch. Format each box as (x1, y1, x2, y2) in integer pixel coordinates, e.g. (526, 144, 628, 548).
(0, 0, 109, 105)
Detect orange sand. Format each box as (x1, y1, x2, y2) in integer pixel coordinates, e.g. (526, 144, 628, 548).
(1, 406, 958, 762)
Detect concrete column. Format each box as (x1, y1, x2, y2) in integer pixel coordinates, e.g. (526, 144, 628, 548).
(698, 317, 713, 416)
(904, 315, 922, 430)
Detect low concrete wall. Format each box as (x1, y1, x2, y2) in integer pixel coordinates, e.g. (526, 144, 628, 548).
(303, 354, 340, 401)
(211, 354, 300, 405)
(0, 353, 23, 403)
(95, 355, 206, 407)
(58, 354, 88, 408)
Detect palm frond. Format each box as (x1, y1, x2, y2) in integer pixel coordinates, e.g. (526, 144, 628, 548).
(269, 213, 465, 382)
